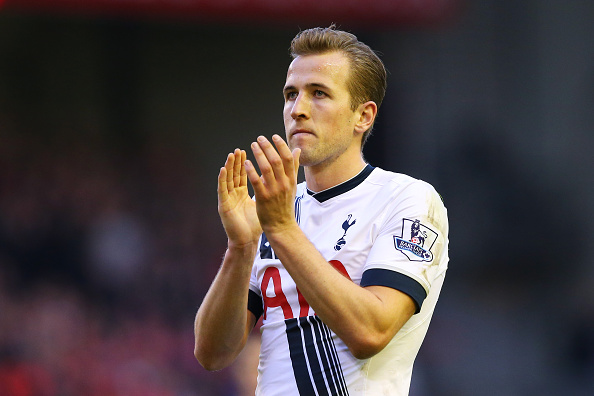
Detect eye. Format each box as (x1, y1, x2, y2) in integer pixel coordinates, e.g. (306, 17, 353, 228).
(285, 91, 298, 101)
(314, 90, 326, 98)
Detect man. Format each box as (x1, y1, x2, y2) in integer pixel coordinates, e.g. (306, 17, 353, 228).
(194, 26, 449, 395)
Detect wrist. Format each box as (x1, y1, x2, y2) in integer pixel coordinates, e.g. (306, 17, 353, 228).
(227, 239, 259, 256)
(261, 221, 300, 242)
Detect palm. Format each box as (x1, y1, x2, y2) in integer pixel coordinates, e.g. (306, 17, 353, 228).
(218, 150, 262, 246)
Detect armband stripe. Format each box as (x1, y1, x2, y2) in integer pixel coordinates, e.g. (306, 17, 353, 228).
(248, 289, 264, 322)
(361, 269, 427, 314)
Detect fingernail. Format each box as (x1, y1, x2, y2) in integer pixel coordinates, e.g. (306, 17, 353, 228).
(257, 136, 267, 143)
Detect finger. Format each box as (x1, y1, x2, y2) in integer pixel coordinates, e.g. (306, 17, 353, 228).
(239, 150, 248, 188)
(255, 136, 285, 182)
(250, 140, 275, 185)
(272, 134, 296, 179)
(293, 148, 301, 179)
(245, 159, 265, 197)
(233, 148, 242, 187)
(218, 166, 229, 202)
(225, 152, 235, 192)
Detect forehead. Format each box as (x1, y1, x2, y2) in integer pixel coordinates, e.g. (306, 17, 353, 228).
(285, 52, 351, 89)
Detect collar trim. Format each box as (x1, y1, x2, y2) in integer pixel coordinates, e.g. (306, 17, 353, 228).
(306, 164, 375, 203)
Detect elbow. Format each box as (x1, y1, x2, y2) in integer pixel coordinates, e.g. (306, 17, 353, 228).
(349, 344, 384, 360)
(194, 342, 231, 371)
(347, 332, 391, 360)
(194, 347, 219, 371)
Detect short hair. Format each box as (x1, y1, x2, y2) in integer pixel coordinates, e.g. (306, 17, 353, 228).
(289, 25, 387, 145)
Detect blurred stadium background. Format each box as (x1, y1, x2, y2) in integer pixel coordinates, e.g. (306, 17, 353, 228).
(0, 0, 593, 395)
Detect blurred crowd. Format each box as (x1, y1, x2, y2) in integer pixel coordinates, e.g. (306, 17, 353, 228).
(0, 117, 260, 395)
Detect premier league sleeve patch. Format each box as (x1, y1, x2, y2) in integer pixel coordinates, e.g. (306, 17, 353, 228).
(394, 219, 438, 262)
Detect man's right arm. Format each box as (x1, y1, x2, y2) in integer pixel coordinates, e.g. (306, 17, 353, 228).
(194, 244, 258, 371)
(194, 149, 262, 371)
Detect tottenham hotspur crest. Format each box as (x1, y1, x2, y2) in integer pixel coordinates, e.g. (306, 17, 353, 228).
(334, 214, 356, 251)
(394, 219, 438, 262)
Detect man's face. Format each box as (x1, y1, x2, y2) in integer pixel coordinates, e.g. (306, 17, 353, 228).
(283, 51, 362, 168)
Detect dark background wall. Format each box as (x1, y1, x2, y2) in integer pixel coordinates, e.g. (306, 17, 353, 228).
(0, 1, 593, 395)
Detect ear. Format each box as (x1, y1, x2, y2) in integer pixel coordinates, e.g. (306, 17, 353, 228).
(354, 101, 378, 136)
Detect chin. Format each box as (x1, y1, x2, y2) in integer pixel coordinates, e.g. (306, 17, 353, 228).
(296, 151, 323, 168)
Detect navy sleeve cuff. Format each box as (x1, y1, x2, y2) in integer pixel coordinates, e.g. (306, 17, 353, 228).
(248, 289, 264, 322)
(360, 269, 427, 314)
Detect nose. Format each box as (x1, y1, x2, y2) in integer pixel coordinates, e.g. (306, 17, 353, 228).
(290, 93, 310, 120)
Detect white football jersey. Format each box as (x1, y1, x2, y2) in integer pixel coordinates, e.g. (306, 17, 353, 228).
(248, 165, 449, 396)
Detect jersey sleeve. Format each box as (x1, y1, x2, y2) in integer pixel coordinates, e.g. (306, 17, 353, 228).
(248, 235, 264, 321)
(361, 179, 448, 313)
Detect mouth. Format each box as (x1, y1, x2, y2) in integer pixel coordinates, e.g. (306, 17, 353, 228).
(290, 129, 315, 138)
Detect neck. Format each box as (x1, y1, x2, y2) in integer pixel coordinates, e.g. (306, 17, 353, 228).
(304, 153, 367, 192)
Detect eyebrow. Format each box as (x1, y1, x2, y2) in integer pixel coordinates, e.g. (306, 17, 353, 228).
(283, 82, 332, 94)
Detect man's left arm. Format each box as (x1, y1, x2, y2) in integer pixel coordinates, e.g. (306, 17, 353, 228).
(245, 135, 416, 359)
(266, 227, 416, 359)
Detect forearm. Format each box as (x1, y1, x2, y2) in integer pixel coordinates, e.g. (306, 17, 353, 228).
(266, 224, 414, 358)
(194, 244, 257, 370)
